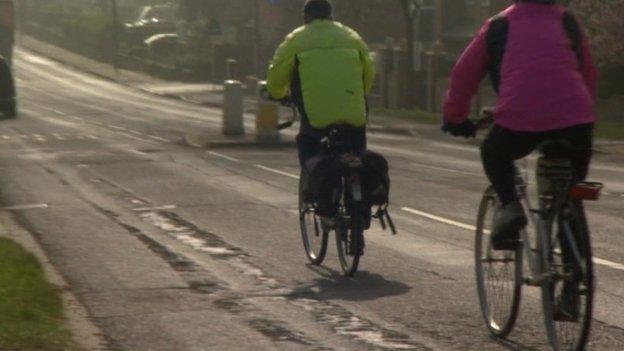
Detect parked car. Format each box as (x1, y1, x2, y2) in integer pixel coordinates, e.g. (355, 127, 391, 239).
(124, 4, 177, 45)
(145, 33, 185, 62)
(0, 0, 15, 67)
(0, 56, 16, 118)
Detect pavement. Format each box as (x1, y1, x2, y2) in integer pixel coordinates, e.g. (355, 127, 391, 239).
(5, 39, 624, 350)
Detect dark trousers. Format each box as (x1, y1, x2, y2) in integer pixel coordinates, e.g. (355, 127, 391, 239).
(482, 124, 594, 283)
(481, 123, 594, 205)
(296, 125, 367, 168)
(297, 125, 367, 217)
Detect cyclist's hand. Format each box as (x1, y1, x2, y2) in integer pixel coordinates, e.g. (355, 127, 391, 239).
(259, 84, 272, 101)
(279, 95, 293, 107)
(442, 119, 477, 139)
(259, 85, 292, 106)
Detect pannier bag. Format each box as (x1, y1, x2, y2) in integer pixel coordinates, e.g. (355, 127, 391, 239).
(360, 150, 390, 206)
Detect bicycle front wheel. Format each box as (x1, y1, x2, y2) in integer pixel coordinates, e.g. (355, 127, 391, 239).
(299, 172, 328, 265)
(475, 187, 523, 338)
(542, 201, 594, 351)
(336, 203, 364, 277)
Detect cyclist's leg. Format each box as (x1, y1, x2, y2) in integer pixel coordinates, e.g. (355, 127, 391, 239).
(481, 126, 539, 248)
(352, 126, 367, 155)
(550, 124, 594, 290)
(297, 130, 322, 168)
(297, 128, 324, 206)
(351, 126, 373, 228)
(481, 126, 537, 205)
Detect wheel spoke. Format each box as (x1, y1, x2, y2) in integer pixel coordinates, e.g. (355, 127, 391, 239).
(475, 189, 521, 338)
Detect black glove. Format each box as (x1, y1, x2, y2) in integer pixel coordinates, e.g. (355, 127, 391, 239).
(442, 120, 478, 138)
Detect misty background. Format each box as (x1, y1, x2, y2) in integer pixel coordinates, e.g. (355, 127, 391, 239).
(12, 0, 624, 124)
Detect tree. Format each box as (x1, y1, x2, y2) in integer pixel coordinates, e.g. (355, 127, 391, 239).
(401, 0, 423, 74)
(570, 0, 624, 67)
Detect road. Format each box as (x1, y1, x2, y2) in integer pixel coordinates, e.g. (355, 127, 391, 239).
(3, 48, 624, 350)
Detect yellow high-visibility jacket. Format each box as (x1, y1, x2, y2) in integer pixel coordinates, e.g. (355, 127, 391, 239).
(267, 20, 375, 129)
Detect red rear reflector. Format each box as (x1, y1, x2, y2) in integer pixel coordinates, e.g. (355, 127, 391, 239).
(570, 182, 603, 201)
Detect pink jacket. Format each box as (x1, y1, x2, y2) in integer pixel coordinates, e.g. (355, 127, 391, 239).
(443, 3, 598, 132)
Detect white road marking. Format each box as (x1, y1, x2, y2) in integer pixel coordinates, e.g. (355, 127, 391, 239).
(2, 135, 10, 140)
(411, 162, 481, 176)
(207, 151, 240, 162)
(109, 125, 127, 131)
(402, 206, 624, 272)
(594, 258, 624, 271)
(133, 205, 177, 212)
(146, 135, 171, 143)
(254, 165, 300, 180)
(21, 54, 56, 66)
(32, 134, 46, 142)
(52, 133, 66, 140)
(127, 130, 145, 136)
(401, 207, 476, 231)
(1, 203, 49, 211)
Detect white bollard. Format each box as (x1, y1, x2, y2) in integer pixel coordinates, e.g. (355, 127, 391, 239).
(222, 80, 244, 135)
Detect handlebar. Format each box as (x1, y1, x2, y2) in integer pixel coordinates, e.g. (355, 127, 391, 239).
(258, 81, 298, 130)
(474, 107, 494, 131)
(271, 97, 298, 131)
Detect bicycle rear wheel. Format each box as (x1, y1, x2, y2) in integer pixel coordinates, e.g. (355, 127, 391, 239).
(542, 201, 594, 351)
(475, 187, 523, 338)
(299, 172, 328, 265)
(336, 202, 364, 276)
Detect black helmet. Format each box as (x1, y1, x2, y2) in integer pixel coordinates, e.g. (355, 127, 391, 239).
(304, 0, 333, 23)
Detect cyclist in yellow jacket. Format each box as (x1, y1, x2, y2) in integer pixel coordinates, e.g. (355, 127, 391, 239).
(266, 0, 375, 220)
(267, 0, 375, 168)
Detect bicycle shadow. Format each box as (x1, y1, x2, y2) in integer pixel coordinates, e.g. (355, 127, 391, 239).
(287, 264, 411, 302)
(491, 337, 542, 351)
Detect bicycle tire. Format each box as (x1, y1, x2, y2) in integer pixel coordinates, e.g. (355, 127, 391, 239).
(475, 186, 523, 338)
(542, 201, 594, 351)
(336, 202, 364, 276)
(299, 172, 328, 265)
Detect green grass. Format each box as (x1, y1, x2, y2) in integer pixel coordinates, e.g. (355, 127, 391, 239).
(374, 106, 624, 141)
(594, 120, 624, 140)
(0, 238, 72, 350)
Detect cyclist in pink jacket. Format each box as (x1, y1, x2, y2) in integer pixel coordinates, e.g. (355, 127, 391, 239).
(442, 0, 597, 251)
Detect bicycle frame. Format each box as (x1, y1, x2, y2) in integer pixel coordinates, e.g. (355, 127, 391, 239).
(515, 164, 586, 287)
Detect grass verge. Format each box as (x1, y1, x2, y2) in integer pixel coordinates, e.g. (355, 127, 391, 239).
(0, 238, 72, 350)
(374, 107, 624, 141)
(595, 120, 624, 141)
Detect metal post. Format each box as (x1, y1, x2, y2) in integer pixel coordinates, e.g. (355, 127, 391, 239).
(226, 59, 238, 80)
(110, 0, 120, 72)
(426, 0, 445, 112)
(253, 0, 261, 76)
(223, 80, 245, 135)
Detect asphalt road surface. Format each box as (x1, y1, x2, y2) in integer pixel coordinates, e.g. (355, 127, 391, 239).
(3, 48, 624, 351)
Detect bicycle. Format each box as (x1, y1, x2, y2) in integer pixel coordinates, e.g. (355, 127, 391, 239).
(259, 89, 396, 276)
(473, 116, 603, 350)
(300, 125, 399, 276)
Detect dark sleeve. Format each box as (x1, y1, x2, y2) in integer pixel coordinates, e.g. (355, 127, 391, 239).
(563, 11, 598, 99)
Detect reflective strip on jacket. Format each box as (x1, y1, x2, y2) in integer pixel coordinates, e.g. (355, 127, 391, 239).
(267, 20, 375, 129)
